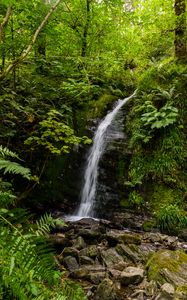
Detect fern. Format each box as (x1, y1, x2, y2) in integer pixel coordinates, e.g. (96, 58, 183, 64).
(0, 145, 20, 160)
(0, 160, 31, 179)
(35, 213, 63, 236)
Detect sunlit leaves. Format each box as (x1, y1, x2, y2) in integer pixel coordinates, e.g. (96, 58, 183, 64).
(24, 109, 92, 155)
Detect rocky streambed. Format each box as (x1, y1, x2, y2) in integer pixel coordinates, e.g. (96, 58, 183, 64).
(50, 217, 187, 300)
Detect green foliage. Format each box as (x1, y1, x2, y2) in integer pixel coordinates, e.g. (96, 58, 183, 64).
(128, 191, 144, 209)
(24, 109, 92, 155)
(0, 147, 86, 300)
(0, 146, 31, 179)
(141, 100, 178, 129)
(155, 204, 187, 234)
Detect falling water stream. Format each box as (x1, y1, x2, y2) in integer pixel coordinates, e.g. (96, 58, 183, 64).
(68, 91, 136, 221)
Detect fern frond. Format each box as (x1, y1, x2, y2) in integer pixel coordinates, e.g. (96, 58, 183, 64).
(35, 213, 56, 236)
(0, 224, 57, 299)
(35, 213, 66, 236)
(0, 145, 20, 160)
(0, 160, 31, 179)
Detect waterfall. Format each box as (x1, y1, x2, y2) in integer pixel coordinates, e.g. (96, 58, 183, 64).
(69, 91, 136, 221)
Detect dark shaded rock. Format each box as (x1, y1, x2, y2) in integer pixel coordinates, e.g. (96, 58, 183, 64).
(94, 278, 116, 300)
(71, 265, 106, 284)
(100, 248, 127, 270)
(78, 228, 103, 240)
(49, 234, 71, 249)
(120, 267, 144, 286)
(116, 243, 141, 263)
(79, 255, 95, 265)
(63, 247, 79, 259)
(79, 245, 98, 258)
(179, 228, 187, 242)
(63, 256, 79, 272)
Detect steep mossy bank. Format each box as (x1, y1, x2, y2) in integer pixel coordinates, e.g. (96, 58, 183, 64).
(117, 59, 187, 234)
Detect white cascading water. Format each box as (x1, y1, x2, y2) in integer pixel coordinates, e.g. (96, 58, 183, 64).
(68, 91, 136, 221)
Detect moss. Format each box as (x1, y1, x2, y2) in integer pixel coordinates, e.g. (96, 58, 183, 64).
(88, 94, 117, 119)
(142, 220, 155, 232)
(146, 250, 187, 285)
(120, 198, 131, 209)
(176, 285, 187, 298)
(120, 233, 141, 245)
(150, 184, 183, 213)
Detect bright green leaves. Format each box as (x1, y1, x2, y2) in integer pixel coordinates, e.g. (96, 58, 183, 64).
(25, 109, 92, 155)
(141, 101, 178, 129)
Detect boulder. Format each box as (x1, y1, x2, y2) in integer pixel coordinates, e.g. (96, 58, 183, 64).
(155, 283, 175, 300)
(79, 245, 98, 258)
(63, 256, 79, 272)
(71, 265, 106, 284)
(63, 247, 79, 258)
(94, 278, 116, 300)
(120, 266, 144, 286)
(106, 229, 141, 245)
(146, 250, 187, 287)
(72, 236, 86, 250)
(100, 248, 126, 270)
(116, 243, 141, 263)
(79, 255, 95, 265)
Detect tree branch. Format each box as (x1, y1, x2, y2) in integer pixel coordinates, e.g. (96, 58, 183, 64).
(0, 6, 13, 42)
(0, 0, 61, 80)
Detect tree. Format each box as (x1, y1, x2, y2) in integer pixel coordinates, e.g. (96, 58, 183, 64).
(0, 0, 61, 81)
(174, 0, 187, 59)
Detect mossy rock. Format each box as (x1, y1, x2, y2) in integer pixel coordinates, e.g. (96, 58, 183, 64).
(175, 285, 187, 299)
(146, 250, 187, 287)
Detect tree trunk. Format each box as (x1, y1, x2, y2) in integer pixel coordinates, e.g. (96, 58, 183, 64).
(81, 0, 91, 58)
(174, 0, 187, 59)
(0, 6, 13, 70)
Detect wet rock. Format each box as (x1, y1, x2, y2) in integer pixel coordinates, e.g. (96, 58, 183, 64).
(101, 248, 127, 270)
(116, 243, 141, 263)
(120, 267, 144, 286)
(63, 247, 79, 258)
(147, 250, 187, 287)
(79, 255, 95, 265)
(79, 245, 98, 258)
(106, 229, 141, 245)
(73, 236, 86, 250)
(94, 278, 116, 300)
(71, 265, 106, 284)
(63, 256, 79, 272)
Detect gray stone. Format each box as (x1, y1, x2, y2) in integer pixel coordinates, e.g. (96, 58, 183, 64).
(120, 267, 144, 286)
(63, 256, 79, 272)
(147, 250, 187, 287)
(101, 248, 126, 270)
(79, 255, 95, 265)
(161, 283, 175, 297)
(71, 265, 106, 284)
(63, 247, 79, 258)
(73, 236, 86, 250)
(106, 229, 141, 245)
(94, 278, 116, 300)
(79, 245, 98, 258)
(116, 243, 141, 263)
